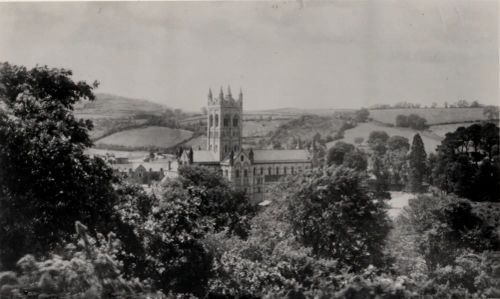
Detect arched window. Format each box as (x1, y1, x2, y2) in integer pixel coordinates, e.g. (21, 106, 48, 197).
(235, 170, 240, 178)
(223, 116, 230, 127)
(209, 115, 213, 127)
(244, 169, 248, 177)
(215, 114, 219, 127)
(241, 155, 244, 161)
(233, 115, 239, 127)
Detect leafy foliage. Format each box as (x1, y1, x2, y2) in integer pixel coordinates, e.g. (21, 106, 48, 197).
(397, 195, 499, 270)
(0, 63, 118, 268)
(431, 122, 499, 201)
(286, 166, 392, 271)
(0, 222, 154, 298)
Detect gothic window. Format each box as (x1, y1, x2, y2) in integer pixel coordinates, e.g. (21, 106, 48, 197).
(209, 114, 213, 127)
(234, 145, 239, 152)
(268, 167, 272, 175)
(223, 116, 230, 127)
(240, 155, 244, 161)
(215, 114, 219, 127)
(235, 170, 240, 178)
(276, 167, 279, 175)
(244, 170, 248, 177)
(260, 167, 263, 175)
(233, 115, 239, 127)
(284, 167, 287, 175)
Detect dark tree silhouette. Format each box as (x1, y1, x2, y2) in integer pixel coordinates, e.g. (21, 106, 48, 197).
(408, 134, 427, 193)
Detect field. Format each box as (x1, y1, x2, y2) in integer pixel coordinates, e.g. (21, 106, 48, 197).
(429, 122, 482, 138)
(95, 126, 193, 149)
(369, 108, 488, 125)
(84, 148, 149, 161)
(327, 122, 442, 153)
(75, 93, 174, 140)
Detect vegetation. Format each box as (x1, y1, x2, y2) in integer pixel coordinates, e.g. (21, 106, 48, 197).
(395, 114, 428, 130)
(1, 62, 499, 298)
(0, 63, 119, 268)
(431, 122, 499, 202)
(408, 134, 428, 192)
(354, 108, 370, 122)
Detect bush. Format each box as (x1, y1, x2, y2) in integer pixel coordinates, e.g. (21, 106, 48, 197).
(0, 222, 155, 298)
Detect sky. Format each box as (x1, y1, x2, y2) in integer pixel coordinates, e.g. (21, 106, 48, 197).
(0, 1, 498, 111)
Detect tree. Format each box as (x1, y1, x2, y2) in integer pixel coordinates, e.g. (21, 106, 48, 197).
(387, 135, 410, 152)
(483, 105, 499, 120)
(398, 195, 499, 270)
(407, 114, 427, 130)
(384, 138, 410, 189)
(408, 134, 427, 193)
(343, 149, 368, 171)
(431, 123, 499, 201)
(0, 63, 118, 269)
(368, 131, 390, 147)
(395, 115, 409, 127)
(287, 166, 391, 271)
(172, 165, 256, 237)
(354, 108, 370, 122)
(326, 141, 355, 166)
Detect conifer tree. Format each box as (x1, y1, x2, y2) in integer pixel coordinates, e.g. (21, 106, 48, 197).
(408, 133, 427, 192)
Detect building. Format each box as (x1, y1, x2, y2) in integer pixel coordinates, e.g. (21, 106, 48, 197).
(179, 87, 312, 201)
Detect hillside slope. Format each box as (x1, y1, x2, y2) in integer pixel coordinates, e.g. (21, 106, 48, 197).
(75, 93, 166, 119)
(369, 108, 490, 126)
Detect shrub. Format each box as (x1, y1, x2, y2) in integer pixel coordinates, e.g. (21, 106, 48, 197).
(0, 222, 155, 298)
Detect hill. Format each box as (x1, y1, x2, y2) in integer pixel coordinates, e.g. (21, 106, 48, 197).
(75, 93, 172, 140)
(369, 108, 490, 126)
(327, 122, 441, 153)
(94, 126, 194, 150)
(75, 93, 166, 119)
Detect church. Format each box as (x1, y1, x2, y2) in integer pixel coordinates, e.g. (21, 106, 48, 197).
(179, 87, 312, 201)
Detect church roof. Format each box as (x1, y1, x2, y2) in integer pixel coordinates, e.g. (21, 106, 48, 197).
(253, 149, 311, 163)
(192, 150, 220, 163)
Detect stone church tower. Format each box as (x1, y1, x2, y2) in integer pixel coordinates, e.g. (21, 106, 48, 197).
(207, 86, 243, 160)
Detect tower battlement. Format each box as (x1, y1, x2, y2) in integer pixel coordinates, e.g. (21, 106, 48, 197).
(208, 86, 243, 108)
